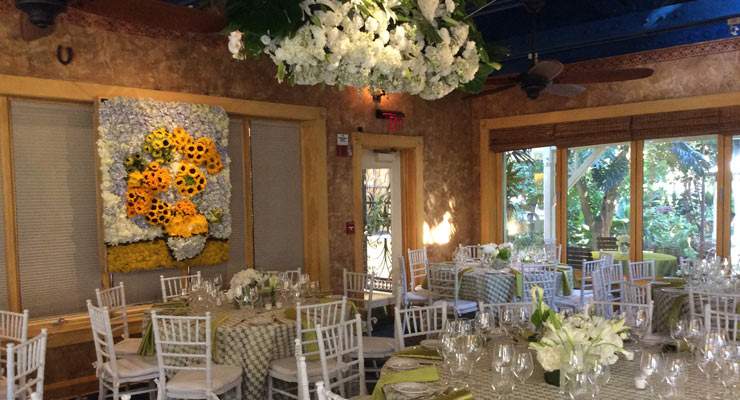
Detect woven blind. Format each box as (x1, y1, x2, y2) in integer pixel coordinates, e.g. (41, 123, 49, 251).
(251, 119, 304, 271)
(0, 137, 7, 310)
(11, 100, 99, 316)
(490, 105, 740, 151)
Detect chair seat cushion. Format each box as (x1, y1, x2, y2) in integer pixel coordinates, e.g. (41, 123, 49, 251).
(362, 336, 396, 357)
(103, 356, 158, 379)
(167, 364, 242, 396)
(269, 356, 337, 380)
(114, 337, 143, 355)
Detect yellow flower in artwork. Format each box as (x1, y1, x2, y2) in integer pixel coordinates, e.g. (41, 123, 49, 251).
(143, 128, 175, 163)
(125, 187, 152, 217)
(145, 197, 172, 226)
(127, 171, 145, 188)
(204, 142, 223, 175)
(165, 213, 209, 238)
(173, 199, 198, 217)
(184, 137, 213, 166)
(172, 127, 194, 152)
(175, 162, 206, 197)
(142, 161, 172, 193)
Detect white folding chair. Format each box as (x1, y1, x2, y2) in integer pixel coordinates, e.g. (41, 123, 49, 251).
(295, 339, 310, 400)
(96, 283, 141, 356)
(4, 330, 46, 400)
(160, 271, 202, 302)
(687, 289, 740, 323)
(555, 260, 601, 311)
(268, 298, 347, 400)
(427, 265, 477, 316)
(521, 270, 557, 309)
(316, 315, 366, 398)
(624, 281, 652, 306)
(151, 311, 242, 400)
(594, 264, 627, 302)
(87, 300, 157, 400)
(342, 269, 377, 335)
(458, 244, 481, 261)
(406, 248, 432, 305)
(395, 302, 447, 349)
(316, 381, 351, 400)
(590, 300, 653, 329)
(628, 260, 656, 283)
(0, 309, 29, 367)
(704, 303, 740, 342)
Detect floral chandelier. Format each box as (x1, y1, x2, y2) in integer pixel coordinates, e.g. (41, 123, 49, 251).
(226, 0, 501, 100)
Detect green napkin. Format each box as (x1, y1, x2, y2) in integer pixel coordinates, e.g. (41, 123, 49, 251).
(137, 302, 189, 356)
(434, 389, 474, 400)
(666, 293, 689, 331)
(393, 346, 443, 360)
(512, 268, 523, 298)
(371, 366, 440, 400)
(556, 265, 573, 296)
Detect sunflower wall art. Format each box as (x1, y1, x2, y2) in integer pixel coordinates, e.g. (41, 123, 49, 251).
(97, 97, 231, 272)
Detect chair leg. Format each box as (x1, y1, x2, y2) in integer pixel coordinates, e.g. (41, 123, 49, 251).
(148, 381, 156, 400)
(112, 384, 120, 400)
(235, 381, 242, 400)
(267, 374, 274, 400)
(98, 379, 106, 400)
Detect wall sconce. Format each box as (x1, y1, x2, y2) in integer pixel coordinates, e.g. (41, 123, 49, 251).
(371, 88, 386, 105)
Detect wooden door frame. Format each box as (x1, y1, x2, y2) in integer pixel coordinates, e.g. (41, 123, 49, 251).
(352, 133, 424, 275)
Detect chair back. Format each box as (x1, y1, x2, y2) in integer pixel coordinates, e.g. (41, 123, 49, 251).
(407, 248, 428, 289)
(704, 303, 740, 342)
(95, 283, 131, 340)
(395, 256, 407, 308)
(316, 316, 366, 397)
(371, 276, 393, 293)
(5, 330, 47, 400)
(689, 289, 740, 328)
(600, 254, 614, 268)
(426, 266, 457, 302)
(394, 302, 447, 349)
(596, 236, 618, 251)
(628, 261, 655, 283)
(160, 272, 202, 302)
(458, 244, 481, 261)
(343, 269, 373, 304)
(478, 302, 533, 326)
(295, 298, 347, 359)
(624, 282, 652, 305)
(87, 300, 119, 379)
(316, 381, 348, 400)
(520, 264, 555, 273)
(521, 270, 557, 307)
(295, 339, 310, 400)
(592, 265, 626, 302)
(566, 246, 593, 270)
(579, 259, 603, 303)
(589, 300, 653, 325)
(0, 310, 29, 344)
(151, 311, 213, 391)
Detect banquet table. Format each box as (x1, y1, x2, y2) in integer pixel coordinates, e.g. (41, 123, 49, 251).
(379, 342, 724, 400)
(430, 263, 574, 304)
(593, 250, 678, 277)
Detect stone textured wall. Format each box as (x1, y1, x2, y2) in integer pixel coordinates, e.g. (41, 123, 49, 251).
(0, 1, 478, 290)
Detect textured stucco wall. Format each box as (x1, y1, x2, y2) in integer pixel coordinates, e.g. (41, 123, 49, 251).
(0, 1, 478, 290)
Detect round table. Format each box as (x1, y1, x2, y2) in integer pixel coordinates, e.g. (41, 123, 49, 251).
(593, 250, 679, 277)
(380, 341, 724, 399)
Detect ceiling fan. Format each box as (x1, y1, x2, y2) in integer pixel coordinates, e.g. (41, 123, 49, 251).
(472, 0, 655, 100)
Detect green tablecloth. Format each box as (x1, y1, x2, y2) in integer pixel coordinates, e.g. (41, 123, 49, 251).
(592, 250, 678, 277)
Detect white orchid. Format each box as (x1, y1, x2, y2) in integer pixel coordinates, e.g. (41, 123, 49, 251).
(417, 0, 439, 25)
(228, 30, 245, 60)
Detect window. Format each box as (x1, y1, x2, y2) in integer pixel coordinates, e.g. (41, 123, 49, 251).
(567, 144, 631, 254)
(643, 136, 717, 261)
(503, 147, 557, 248)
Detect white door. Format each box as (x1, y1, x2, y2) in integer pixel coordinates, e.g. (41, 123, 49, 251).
(361, 150, 403, 278)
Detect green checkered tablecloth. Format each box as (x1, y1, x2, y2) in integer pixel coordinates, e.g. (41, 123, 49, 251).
(593, 250, 679, 277)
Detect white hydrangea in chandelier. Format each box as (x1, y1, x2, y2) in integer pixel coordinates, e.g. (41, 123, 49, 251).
(228, 0, 487, 100)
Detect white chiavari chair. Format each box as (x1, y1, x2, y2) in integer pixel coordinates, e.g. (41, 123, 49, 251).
(688, 289, 740, 323)
(395, 302, 447, 349)
(519, 264, 556, 273)
(628, 260, 656, 283)
(593, 264, 627, 302)
(624, 281, 652, 305)
(0, 309, 29, 367)
(87, 301, 157, 400)
(458, 244, 481, 261)
(316, 315, 366, 398)
(151, 311, 242, 400)
(159, 271, 202, 303)
(600, 254, 614, 269)
(268, 298, 347, 400)
(95, 283, 141, 356)
(521, 270, 557, 309)
(704, 303, 740, 342)
(427, 265, 477, 316)
(406, 248, 432, 305)
(4, 330, 46, 400)
(589, 300, 653, 327)
(343, 269, 375, 335)
(296, 339, 310, 400)
(316, 381, 355, 400)
(553, 259, 602, 310)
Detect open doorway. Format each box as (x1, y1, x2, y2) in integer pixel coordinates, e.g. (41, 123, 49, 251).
(362, 150, 402, 278)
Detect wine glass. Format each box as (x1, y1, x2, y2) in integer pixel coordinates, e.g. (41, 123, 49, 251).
(630, 307, 650, 351)
(474, 310, 495, 340)
(490, 364, 515, 400)
(492, 343, 515, 369)
(512, 351, 534, 384)
(641, 351, 663, 385)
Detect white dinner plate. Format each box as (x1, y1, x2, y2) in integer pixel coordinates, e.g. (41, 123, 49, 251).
(391, 382, 433, 395)
(420, 339, 441, 351)
(386, 358, 420, 371)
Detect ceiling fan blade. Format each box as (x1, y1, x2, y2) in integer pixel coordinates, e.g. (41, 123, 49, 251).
(463, 83, 518, 99)
(70, 0, 226, 33)
(484, 73, 522, 86)
(556, 68, 655, 84)
(528, 60, 564, 80)
(543, 84, 586, 98)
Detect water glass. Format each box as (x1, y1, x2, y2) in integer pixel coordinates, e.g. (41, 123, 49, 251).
(512, 351, 534, 384)
(490, 364, 515, 400)
(492, 343, 515, 369)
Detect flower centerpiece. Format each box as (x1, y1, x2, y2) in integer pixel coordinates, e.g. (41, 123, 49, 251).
(528, 287, 633, 390)
(225, 0, 502, 99)
(480, 242, 513, 268)
(226, 269, 269, 307)
(617, 234, 630, 254)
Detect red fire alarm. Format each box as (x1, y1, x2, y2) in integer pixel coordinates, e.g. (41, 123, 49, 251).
(345, 222, 355, 234)
(336, 133, 351, 157)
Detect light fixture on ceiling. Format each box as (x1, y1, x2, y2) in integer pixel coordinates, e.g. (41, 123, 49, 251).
(729, 17, 740, 36)
(15, 0, 67, 28)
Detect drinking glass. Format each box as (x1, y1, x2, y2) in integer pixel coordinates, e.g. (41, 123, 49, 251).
(492, 343, 515, 369)
(512, 351, 534, 384)
(490, 364, 515, 400)
(640, 351, 663, 386)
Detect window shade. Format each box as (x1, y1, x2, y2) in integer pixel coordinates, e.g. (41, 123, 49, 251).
(489, 125, 555, 152)
(251, 119, 304, 271)
(11, 99, 99, 316)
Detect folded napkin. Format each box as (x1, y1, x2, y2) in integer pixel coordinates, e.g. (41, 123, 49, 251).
(434, 389, 474, 400)
(393, 346, 443, 360)
(371, 366, 439, 400)
(512, 266, 573, 297)
(137, 302, 190, 356)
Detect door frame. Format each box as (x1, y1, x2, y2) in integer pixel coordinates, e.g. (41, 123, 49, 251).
(352, 133, 424, 275)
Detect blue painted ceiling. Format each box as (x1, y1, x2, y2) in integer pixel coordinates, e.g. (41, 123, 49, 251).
(472, 0, 740, 74)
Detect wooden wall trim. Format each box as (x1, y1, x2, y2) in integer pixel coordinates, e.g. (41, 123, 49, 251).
(242, 119, 255, 267)
(481, 91, 740, 131)
(479, 127, 496, 243)
(0, 74, 324, 121)
(0, 97, 21, 311)
(555, 148, 568, 262)
(718, 134, 733, 259)
(352, 133, 424, 274)
(629, 140, 644, 262)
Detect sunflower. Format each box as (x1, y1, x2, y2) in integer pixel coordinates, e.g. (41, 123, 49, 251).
(127, 171, 145, 189)
(183, 137, 213, 166)
(165, 213, 209, 238)
(145, 197, 172, 226)
(142, 161, 171, 193)
(143, 128, 174, 163)
(173, 199, 198, 217)
(204, 142, 224, 174)
(175, 162, 206, 197)
(172, 127, 194, 152)
(123, 153, 145, 173)
(125, 187, 152, 217)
